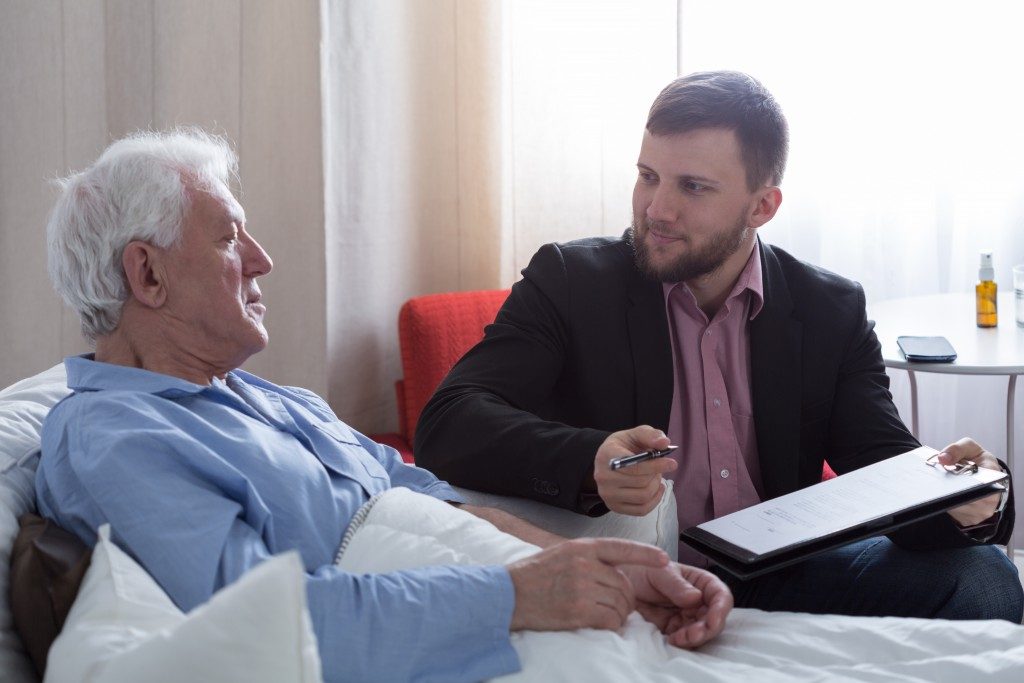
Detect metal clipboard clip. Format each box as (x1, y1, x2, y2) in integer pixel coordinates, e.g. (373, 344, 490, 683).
(925, 453, 979, 475)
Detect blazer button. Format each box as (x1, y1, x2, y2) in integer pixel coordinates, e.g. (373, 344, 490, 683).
(546, 483, 560, 496)
(532, 478, 543, 493)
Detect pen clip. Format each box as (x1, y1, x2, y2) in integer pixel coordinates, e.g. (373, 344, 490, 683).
(925, 453, 978, 475)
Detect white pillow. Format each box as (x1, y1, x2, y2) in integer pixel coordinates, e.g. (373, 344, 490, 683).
(46, 525, 322, 683)
(0, 363, 72, 683)
(0, 364, 71, 469)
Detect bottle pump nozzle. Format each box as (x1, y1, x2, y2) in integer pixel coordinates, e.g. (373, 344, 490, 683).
(979, 251, 995, 281)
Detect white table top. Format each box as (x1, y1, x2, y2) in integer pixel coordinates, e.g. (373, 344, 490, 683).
(868, 293, 1024, 375)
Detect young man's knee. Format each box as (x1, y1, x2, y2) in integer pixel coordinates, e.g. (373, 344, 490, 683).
(945, 547, 1023, 622)
(982, 561, 1024, 623)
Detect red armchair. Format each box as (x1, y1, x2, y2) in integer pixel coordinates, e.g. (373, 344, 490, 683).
(368, 287, 837, 481)
(370, 289, 511, 463)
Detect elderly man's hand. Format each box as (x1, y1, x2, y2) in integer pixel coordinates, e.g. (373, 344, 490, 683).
(506, 538, 669, 632)
(593, 426, 678, 516)
(937, 437, 1007, 527)
(621, 562, 733, 648)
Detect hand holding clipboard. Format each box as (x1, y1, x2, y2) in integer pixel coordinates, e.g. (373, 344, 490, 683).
(930, 439, 1009, 527)
(680, 446, 1008, 579)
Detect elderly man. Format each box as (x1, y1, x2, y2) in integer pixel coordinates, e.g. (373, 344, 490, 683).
(35, 130, 732, 683)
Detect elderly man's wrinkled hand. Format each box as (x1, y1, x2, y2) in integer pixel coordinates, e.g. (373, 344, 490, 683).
(623, 562, 733, 648)
(506, 538, 670, 632)
(594, 426, 678, 516)
(938, 437, 1006, 527)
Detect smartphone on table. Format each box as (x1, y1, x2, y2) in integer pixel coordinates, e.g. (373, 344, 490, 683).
(896, 336, 957, 363)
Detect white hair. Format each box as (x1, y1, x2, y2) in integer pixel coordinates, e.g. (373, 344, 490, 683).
(46, 128, 238, 341)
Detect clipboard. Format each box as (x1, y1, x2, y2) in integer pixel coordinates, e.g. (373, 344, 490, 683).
(680, 447, 1007, 580)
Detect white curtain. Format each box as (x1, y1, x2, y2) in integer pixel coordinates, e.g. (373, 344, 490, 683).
(679, 0, 1024, 543)
(321, 0, 677, 430)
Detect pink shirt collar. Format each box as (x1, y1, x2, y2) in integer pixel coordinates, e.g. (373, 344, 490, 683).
(662, 240, 764, 321)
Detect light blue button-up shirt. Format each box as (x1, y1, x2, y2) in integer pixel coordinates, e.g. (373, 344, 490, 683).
(37, 356, 519, 683)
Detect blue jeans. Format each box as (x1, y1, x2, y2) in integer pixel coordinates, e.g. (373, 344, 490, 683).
(712, 537, 1024, 622)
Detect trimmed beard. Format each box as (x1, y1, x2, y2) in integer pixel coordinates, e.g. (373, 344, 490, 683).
(629, 214, 750, 283)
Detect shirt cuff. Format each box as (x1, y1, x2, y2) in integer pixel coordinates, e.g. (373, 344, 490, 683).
(421, 481, 466, 505)
(955, 472, 1009, 541)
(464, 566, 522, 677)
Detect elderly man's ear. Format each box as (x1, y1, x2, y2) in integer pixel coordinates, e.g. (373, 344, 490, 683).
(122, 240, 169, 309)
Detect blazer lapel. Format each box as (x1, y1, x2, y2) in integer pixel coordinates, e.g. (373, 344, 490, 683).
(750, 241, 803, 498)
(625, 264, 674, 432)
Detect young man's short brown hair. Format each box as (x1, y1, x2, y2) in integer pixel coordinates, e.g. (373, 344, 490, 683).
(646, 71, 788, 191)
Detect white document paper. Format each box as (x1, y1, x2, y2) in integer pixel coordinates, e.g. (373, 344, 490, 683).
(697, 446, 1006, 556)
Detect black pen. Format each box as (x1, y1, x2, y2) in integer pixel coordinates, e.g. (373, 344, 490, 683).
(609, 445, 678, 471)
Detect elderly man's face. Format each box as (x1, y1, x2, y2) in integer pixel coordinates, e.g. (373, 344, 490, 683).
(160, 180, 273, 371)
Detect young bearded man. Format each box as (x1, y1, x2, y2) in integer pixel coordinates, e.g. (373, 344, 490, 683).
(416, 71, 1022, 621)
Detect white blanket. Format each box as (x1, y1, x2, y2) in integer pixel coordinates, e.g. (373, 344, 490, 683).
(337, 487, 1024, 683)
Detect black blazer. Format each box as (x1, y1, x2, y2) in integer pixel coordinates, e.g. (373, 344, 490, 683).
(416, 235, 1013, 549)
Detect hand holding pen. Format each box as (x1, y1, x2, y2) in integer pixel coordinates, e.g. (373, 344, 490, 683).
(593, 426, 678, 516)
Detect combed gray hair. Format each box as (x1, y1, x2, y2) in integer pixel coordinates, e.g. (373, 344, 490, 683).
(46, 128, 238, 341)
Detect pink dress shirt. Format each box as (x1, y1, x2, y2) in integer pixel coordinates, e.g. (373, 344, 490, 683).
(663, 246, 765, 565)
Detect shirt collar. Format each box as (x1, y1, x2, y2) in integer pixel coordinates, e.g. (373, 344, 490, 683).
(65, 354, 218, 398)
(662, 239, 764, 321)
(733, 240, 764, 320)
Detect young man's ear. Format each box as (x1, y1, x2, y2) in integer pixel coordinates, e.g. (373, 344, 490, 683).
(748, 187, 783, 229)
(121, 241, 168, 309)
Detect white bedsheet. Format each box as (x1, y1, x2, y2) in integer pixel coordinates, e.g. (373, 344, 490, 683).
(337, 487, 1024, 683)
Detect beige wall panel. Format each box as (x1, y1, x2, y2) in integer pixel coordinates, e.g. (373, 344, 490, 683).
(0, 2, 67, 386)
(60, 0, 108, 357)
(323, 0, 466, 432)
(104, 0, 154, 138)
(152, 0, 241, 139)
(239, 0, 327, 396)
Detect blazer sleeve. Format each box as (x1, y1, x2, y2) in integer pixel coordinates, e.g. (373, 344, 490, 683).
(415, 243, 610, 513)
(825, 286, 1014, 549)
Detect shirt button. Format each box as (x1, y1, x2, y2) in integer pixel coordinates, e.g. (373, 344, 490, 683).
(713, 398, 721, 408)
(705, 329, 712, 336)
(720, 468, 730, 479)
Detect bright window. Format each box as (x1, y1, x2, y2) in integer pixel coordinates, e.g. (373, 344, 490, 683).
(680, 0, 1024, 298)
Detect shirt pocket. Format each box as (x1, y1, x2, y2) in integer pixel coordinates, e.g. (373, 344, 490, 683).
(310, 421, 390, 487)
(312, 419, 361, 445)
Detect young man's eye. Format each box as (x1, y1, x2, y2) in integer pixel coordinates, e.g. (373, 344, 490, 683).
(638, 171, 657, 184)
(683, 181, 707, 193)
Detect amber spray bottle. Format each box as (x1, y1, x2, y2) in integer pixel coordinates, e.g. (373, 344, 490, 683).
(976, 251, 998, 328)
